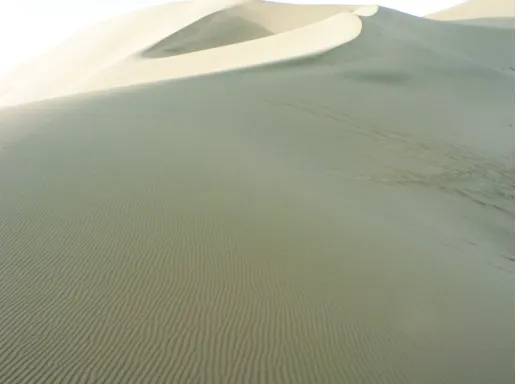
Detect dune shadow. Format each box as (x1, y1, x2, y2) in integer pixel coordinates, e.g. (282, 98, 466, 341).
(141, 11, 273, 58)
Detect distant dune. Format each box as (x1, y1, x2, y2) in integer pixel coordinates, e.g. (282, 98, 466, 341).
(429, 0, 514, 21)
(0, 1, 367, 107)
(0, 1, 514, 383)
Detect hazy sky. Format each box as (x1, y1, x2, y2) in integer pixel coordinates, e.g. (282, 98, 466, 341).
(0, 0, 465, 76)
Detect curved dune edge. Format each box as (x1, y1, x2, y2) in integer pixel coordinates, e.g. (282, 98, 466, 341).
(353, 4, 379, 17)
(83, 11, 364, 93)
(0, 0, 260, 108)
(0, 1, 372, 108)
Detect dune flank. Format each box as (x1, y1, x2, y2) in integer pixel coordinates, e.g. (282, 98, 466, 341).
(0, 1, 514, 383)
(0, 1, 366, 107)
(429, 0, 514, 26)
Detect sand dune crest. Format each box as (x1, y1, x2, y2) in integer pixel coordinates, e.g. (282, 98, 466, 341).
(0, 0, 370, 107)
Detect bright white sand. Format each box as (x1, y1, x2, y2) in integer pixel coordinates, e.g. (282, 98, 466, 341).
(0, 1, 513, 383)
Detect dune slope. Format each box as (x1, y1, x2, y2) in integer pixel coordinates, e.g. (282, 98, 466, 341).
(429, 0, 514, 24)
(83, 10, 363, 93)
(141, 11, 273, 58)
(0, 1, 514, 384)
(0, 1, 363, 107)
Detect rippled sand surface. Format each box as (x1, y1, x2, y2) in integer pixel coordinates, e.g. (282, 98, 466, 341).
(0, 1, 514, 383)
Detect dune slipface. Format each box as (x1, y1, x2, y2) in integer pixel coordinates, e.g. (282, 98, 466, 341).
(0, 1, 514, 384)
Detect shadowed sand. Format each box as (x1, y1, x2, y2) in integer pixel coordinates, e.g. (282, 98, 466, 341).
(0, 0, 514, 383)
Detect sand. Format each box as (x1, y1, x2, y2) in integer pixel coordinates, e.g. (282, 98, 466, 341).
(429, 0, 514, 22)
(0, 0, 514, 383)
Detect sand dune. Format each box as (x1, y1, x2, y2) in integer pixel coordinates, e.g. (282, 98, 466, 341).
(0, 1, 369, 107)
(429, 0, 514, 25)
(0, 0, 514, 383)
(82, 7, 364, 93)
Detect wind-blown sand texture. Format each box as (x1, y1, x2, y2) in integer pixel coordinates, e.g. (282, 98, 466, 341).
(0, 0, 514, 383)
